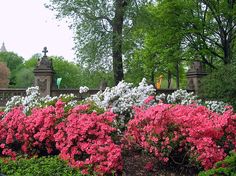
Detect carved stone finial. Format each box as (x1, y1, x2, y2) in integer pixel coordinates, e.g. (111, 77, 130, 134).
(34, 47, 55, 97)
(42, 47, 48, 56)
(35, 47, 52, 70)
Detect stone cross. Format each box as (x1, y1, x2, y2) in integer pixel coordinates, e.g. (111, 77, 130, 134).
(42, 47, 48, 56)
(34, 47, 54, 97)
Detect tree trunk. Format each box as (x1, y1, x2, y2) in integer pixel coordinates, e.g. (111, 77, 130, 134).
(176, 62, 180, 89)
(167, 70, 172, 88)
(223, 39, 232, 65)
(112, 0, 126, 85)
(223, 0, 234, 65)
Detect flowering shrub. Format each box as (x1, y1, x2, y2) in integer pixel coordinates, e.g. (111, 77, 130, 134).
(166, 89, 199, 105)
(88, 78, 155, 115)
(0, 107, 26, 158)
(4, 86, 87, 115)
(1, 81, 235, 174)
(0, 100, 122, 175)
(156, 89, 229, 113)
(4, 96, 22, 113)
(54, 105, 122, 175)
(87, 78, 155, 132)
(123, 104, 236, 170)
(0, 101, 65, 158)
(79, 86, 89, 93)
(203, 101, 228, 114)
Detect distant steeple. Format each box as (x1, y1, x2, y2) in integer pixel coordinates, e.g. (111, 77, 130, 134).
(0, 42, 7, 52)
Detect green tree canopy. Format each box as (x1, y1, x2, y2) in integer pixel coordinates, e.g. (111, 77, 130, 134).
(12, 54, 39, 88)
(14, 67, 35, 88)
(0, 51, 24, 71)
(51, 56, 114, 88)
(51, 56, 83, 88)
(46, 0, 154, 85)
(125, 0, 188, 87)
(126, 0, 236, 87)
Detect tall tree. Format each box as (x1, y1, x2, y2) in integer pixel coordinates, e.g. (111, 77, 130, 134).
(128, 0, 236, 84)
(126, 0, 187, 87)
(46, 0, 152, 85)
(182, 0, 236, 66)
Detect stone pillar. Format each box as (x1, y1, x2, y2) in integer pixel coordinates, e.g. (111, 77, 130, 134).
(99, 80, 108, 91)
(33, 47, 54, 97)
(186, 61, 207, 94)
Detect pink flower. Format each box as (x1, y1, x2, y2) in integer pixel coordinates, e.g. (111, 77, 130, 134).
(144, 96, 155, 104)
(144, 161, 154, 171)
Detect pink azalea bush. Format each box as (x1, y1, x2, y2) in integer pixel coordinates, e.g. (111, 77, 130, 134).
(0, 100, 122, 175)
(54, 103, 122, 175)
(123, 103, 236, 170)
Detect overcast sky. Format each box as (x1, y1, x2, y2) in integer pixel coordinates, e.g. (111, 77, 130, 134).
(0, 0, 75, 61)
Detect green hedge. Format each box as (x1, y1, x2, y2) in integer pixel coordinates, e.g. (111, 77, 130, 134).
(0, 156, 82, 176)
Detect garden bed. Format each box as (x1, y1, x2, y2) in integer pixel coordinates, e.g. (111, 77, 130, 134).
(0, 84, 235, 175)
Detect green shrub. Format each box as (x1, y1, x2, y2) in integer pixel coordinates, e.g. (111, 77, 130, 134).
(198, 151, 236, 176)
(199, 65, 236, 110)
(0, 156, 82, 176)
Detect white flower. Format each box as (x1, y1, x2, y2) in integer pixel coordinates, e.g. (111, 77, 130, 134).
(79, 86, 89, 93)
(166, 89, 199, 105)
(205, 101, 227, 113)
(156, 93, 166, 102)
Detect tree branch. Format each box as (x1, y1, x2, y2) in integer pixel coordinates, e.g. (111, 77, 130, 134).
(83, 13, 112, 26)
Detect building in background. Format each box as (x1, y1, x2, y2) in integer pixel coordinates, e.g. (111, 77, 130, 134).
(0, 42, 7, 52)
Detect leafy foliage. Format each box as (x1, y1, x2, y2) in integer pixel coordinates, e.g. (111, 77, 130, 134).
(14, 67, 34, 88)
(52, 56, 115, 88)
(0, 156, 82, 176)
(126, 0, 236, 86)
(52, 56, 84, 88)
(0, 52, 24, 72)
(199, 65, 236, 110)
(125, 0, 191, 86)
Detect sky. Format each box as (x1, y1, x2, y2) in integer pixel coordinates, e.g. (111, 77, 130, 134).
(0, 0, 75, 61)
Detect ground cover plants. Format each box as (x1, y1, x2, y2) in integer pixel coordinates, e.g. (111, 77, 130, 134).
(0, 80, 235, 175)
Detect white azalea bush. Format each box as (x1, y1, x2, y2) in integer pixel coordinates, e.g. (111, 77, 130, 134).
(166, 89, 200, 105)
(87, 78, 156, 130)
(155, 89, 229, 114)
(87, 78, 155, 115)
(5, 86, 41, 113)
(204, 100, 228, 114)
(4, 86, 90, 115)
(4, 80, 229, 118)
